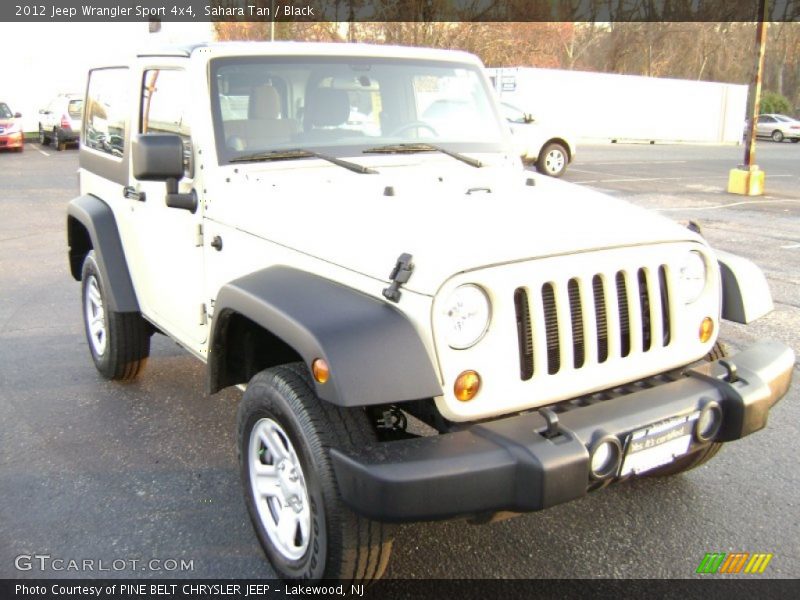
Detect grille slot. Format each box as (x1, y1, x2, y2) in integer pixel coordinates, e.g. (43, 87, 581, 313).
(658, 265, 672, 346)
(593, 275, 609, 363)
(638, 268, 652, 352)
(542, 283, 560, 375)
(568, 279, 585, 368)
(514, 263, 672, 379)
(514, 287, 534, 381)
(616, 271, 631, 358)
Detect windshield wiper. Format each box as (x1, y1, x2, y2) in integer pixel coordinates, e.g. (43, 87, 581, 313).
(230, 148, 377, 174)
(362, 143, 483, 168)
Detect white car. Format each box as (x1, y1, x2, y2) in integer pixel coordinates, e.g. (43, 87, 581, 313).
(38, 93, 83, 150)
(754, 113, 800, 142)
(66, 42, 793, 582)
(500, 101, 576, 177)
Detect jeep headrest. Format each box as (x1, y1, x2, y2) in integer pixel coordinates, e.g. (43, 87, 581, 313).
(249, 85, 281, 120)
(305, 88, 350, 129)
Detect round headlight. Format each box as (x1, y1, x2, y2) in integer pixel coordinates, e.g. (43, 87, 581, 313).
(441, 284, 491, 349)
(678, 251, 707, 304)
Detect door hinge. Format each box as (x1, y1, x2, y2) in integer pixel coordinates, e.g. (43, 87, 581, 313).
(199, 303, 208, 325)
(195, 224, 204, 247)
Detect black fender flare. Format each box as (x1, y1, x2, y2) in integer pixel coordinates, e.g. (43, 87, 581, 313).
(209, 266, 442, 407)
(66, 194, 139, 313)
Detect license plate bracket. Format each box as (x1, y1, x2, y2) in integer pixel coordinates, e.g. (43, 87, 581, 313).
(619, 413, 699, 477)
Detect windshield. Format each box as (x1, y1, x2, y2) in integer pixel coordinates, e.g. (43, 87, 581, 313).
(0, 103, 13, 119)
(210, 56, 508, 163)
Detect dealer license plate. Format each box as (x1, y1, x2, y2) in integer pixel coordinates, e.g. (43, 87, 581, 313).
(619, 413, 699, 476)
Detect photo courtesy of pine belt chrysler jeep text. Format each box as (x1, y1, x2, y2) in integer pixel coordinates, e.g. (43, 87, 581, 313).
(66, 42, 794, 582)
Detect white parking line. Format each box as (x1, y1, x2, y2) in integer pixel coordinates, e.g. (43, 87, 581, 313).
(33, 145, 50, 157)
(656, 199, 800, 212)
(586, 160, 689, 165)
(574, 176, 698, 184)
(780, 243, 800, 249)
(573, 173, 796, 185)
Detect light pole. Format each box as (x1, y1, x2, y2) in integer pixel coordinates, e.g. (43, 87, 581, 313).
(728, 0, 768, 196)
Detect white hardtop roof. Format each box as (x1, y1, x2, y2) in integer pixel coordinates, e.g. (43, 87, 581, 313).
(136, 41, 482, 66)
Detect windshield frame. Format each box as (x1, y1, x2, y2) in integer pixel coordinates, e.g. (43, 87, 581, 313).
(208, 55, 511, 166)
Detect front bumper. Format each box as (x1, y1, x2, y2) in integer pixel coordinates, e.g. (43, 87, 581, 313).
(0, 132, 24, 149)
(331, 341, 794, 522)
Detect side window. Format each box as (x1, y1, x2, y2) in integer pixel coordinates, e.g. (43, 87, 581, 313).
(84, 68, 128, 158)
(141, 69, 192, 175)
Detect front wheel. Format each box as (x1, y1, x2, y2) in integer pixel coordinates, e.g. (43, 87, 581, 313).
(536, 142, 569, 177)
(771, 130, 784, 142)
(81, 251, 150, 380)
(38, 125, 47, 145)
(238, 364, 392, 582)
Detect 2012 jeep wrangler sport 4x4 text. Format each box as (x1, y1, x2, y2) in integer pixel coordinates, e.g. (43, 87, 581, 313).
(67, 42, 794, 581)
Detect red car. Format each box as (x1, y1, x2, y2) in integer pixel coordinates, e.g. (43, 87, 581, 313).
(0, 102, 24, 152)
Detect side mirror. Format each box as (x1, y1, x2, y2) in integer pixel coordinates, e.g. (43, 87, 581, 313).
(132, 134, 197, 213)
(14, 112, 22, 118)
(524, 113, 535, 124)
(133, 133, 184, 181)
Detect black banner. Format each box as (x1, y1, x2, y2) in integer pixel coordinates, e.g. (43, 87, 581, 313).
(2, 0, 800, 23)
(3, 579, 800, 600)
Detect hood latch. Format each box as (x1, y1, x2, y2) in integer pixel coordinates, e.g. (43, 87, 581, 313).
(382, 253, 414, 303)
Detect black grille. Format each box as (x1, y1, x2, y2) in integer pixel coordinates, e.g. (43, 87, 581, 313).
(515, 266, 672, 379)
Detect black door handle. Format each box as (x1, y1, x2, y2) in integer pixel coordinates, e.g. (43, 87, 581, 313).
(210, 236, 223, 251)
(123, 186, 145, 201)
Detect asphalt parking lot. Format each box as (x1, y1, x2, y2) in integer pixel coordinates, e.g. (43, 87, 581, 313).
(1, 140, 798, 580)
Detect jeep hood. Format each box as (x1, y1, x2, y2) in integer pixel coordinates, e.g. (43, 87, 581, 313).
(209, 160, 699, 296)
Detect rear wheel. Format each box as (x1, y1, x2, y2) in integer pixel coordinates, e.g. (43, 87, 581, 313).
(81, 251, 150, 381)
(238, 364, 392, 582)
(53, 128, 64, 151)
(536, 142, 569, 177)
(771, 130, 784, 142)
(645, 341, 729, 477)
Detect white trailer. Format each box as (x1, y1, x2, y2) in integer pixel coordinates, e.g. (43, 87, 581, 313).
(486, 67, 747, 144)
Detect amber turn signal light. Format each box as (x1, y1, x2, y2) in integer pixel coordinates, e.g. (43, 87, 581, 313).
(454, 370, 481, 402)
(312, 358, 330, 384)
(699, 317, 714, 343)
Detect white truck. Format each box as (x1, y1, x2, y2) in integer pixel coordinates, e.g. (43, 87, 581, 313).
(67, 42, 793, 582)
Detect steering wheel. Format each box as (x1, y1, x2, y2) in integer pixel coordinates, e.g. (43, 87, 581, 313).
(389, 121, 438, 138)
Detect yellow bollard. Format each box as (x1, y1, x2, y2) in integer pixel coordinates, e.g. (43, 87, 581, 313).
(727, 165, 765, 196)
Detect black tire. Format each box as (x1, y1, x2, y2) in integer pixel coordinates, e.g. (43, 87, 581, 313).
(53, 128, 64, 151)
(791, 138, 799, 143)
(645, 341, 728, 477)
(536, 142, 569, 177)
(80, 251, 150, 381)
(238, 363, 393, 582)
(771, 130, 784, 143)
(38, 125, 47, 145)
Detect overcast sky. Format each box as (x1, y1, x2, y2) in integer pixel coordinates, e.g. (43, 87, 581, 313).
(1, 22, 213, 129)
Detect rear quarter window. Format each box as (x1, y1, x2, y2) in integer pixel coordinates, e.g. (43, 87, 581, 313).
(84, 68, 128, 158)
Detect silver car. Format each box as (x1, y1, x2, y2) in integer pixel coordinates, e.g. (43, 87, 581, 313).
(38, 93, 83, 151)
(755, 114, 800, 143)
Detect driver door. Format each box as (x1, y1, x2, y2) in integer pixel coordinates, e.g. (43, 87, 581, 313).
(127, 67, 207, 347)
